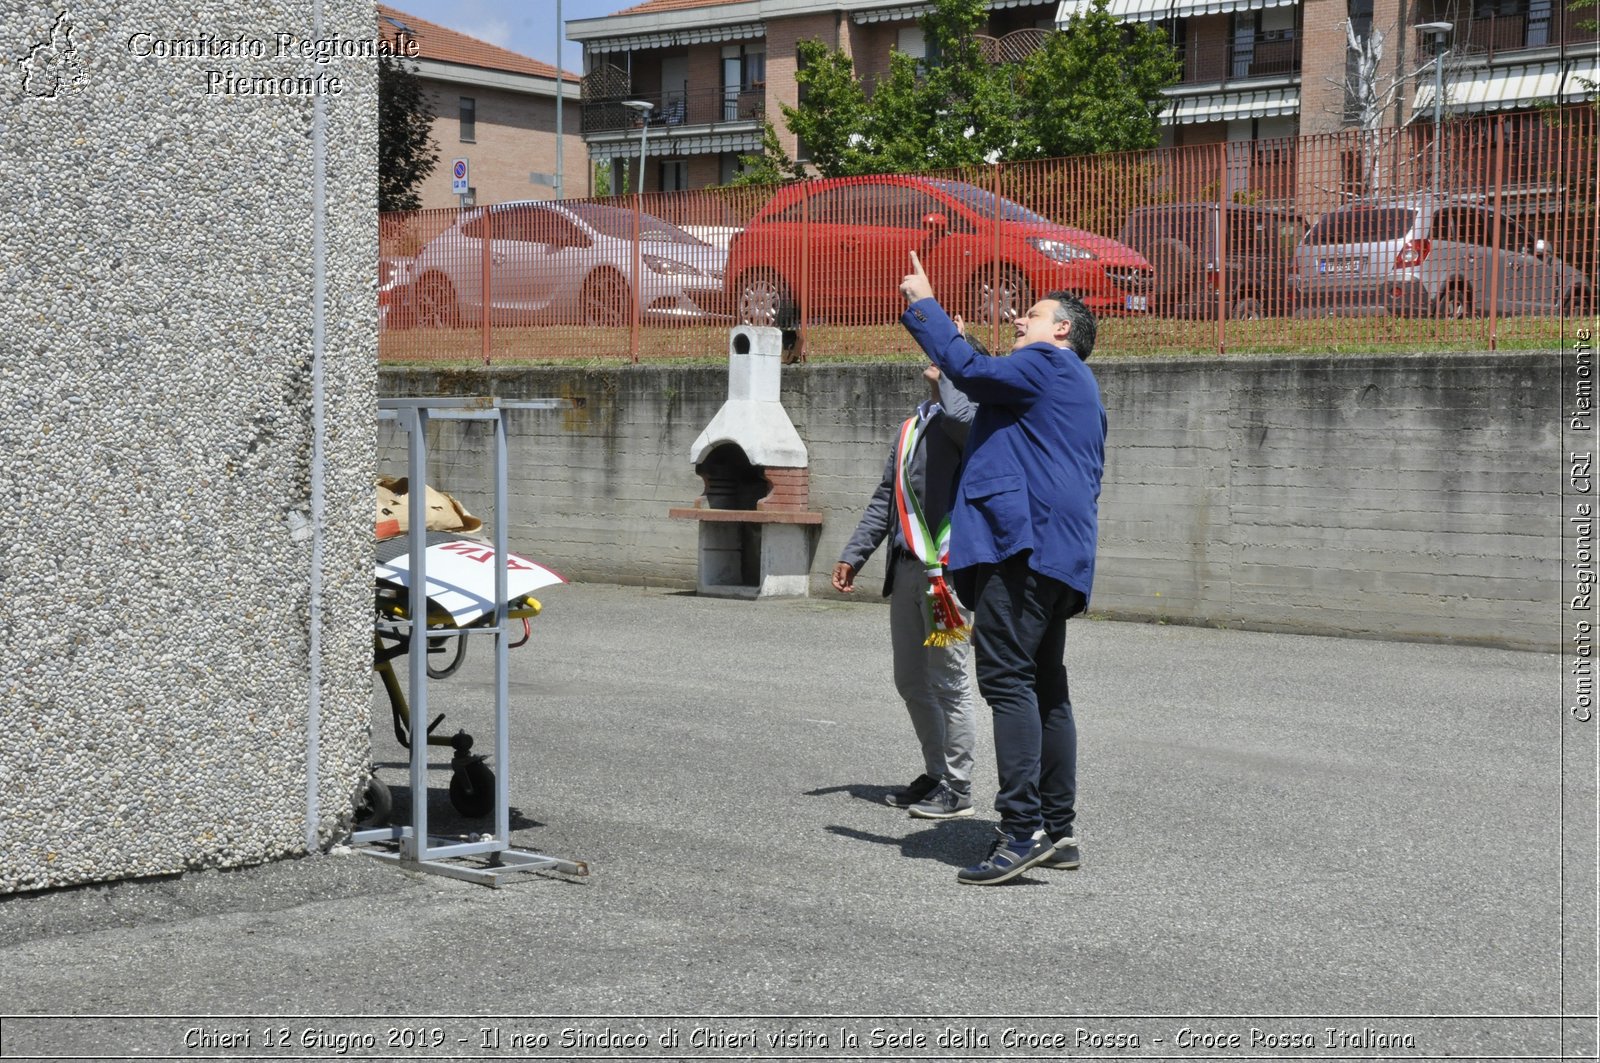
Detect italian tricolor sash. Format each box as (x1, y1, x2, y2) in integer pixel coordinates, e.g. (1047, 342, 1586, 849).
(894, 411, 971, 647)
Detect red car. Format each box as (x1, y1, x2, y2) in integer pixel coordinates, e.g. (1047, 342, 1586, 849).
(726, 175, 1154, 328)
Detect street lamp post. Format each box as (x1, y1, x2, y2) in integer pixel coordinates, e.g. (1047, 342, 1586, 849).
(1416, 22, 1453, 194)
(555, 0, 563, 199)
(622, 99, 654, 195)
(620, 99, 654, 360)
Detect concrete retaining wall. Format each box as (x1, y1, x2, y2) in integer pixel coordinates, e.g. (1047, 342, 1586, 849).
(380, 351, 1561, 652)
(2, 2, 376, 893)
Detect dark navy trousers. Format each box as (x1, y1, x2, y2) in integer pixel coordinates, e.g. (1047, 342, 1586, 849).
(968, 554, 1084, 841)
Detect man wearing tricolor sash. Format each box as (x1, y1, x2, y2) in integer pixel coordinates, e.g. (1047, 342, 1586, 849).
(833, 361, 979, 821)
(899, 250, 1106, 886)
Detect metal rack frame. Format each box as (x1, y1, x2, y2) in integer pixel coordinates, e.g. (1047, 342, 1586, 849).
(354, 397, 587, 887)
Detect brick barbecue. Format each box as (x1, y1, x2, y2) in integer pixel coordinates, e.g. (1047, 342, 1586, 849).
(668, 327, 821, 597)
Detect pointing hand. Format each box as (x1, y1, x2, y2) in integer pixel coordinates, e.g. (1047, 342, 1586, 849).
(900, 250, 933, 304)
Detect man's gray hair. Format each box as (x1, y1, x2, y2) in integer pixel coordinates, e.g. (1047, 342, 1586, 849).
(1042, 291, 1097, 361)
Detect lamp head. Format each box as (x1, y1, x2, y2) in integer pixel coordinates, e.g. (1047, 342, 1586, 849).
(622, 99, 655, 113)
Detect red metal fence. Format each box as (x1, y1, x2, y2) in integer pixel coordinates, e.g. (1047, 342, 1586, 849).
(379, 106, 1597, 365)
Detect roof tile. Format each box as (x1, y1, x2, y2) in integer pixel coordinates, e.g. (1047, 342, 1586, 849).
(377, 4, 578, 82)
(608, 0, 753, 17)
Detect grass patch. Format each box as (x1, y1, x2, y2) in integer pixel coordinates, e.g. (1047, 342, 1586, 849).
(380, 316, 1573, 367)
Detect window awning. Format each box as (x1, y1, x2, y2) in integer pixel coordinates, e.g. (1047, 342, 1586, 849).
(589, 130, 762, 162)
(854, 0, 1046, 24)
(1164, 86, 1299, 124)
(1413, 59, 1600, 115)
(585, 22, 763, 53)
(1056, 0, 1294, 23)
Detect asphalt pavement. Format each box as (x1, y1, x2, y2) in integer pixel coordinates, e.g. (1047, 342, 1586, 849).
(0, 584, 1589, 1061)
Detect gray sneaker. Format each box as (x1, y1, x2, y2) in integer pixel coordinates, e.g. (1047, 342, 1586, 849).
(906, 781, 975, 820)
(1038, 832, 1080, 869)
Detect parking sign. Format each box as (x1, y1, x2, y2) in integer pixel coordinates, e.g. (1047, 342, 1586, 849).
(451, 158, 469, 195)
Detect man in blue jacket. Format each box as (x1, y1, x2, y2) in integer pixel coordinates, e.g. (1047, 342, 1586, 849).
(898, 251, 1107, 886)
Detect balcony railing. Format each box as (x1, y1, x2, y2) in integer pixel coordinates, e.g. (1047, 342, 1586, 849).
(1178, 33, 1301, 85)
(582, 84, 766, 136)
(1451, 7, 1595, 61)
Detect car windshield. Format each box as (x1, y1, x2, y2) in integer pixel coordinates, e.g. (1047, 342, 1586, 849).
(1303, 206, 1415, 246)
(1230, 211, 1303, 257)
(563, 203, 707, 245)
(923, 180, 1056, 226)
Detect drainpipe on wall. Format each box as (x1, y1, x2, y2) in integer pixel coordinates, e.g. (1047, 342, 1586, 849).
(305, 0, 330, 853)
(1392, 0, 1409, 131)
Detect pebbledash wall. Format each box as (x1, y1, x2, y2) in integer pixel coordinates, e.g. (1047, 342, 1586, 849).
(1, 2, 376, 893)
(380, 352, 1562, 652)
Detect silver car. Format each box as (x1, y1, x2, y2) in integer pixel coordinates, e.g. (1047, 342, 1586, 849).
(411, 201, 728, 328)
(1292, 196, 1591, 318)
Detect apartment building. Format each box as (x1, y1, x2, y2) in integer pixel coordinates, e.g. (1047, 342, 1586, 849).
(566, 0, 1596, 193)
(378, 5, 588, 208)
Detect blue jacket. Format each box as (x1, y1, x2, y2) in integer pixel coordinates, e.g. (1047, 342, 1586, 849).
(900, 297, 1106, 603)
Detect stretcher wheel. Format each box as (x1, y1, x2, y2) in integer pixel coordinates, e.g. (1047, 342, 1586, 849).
(449, 760, 495, 818)
(354, 775, 392, 828)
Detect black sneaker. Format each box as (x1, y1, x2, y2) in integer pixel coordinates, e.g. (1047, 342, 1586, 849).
(886, 773, 939, 808)
(956, 829, 1053, 885)
(1038, 832, 1080, 869)
(906, 781, 974, 820)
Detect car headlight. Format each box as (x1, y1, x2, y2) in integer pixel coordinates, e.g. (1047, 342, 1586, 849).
(643, 254, 709, 277)
(1028, 238, 1097, 263)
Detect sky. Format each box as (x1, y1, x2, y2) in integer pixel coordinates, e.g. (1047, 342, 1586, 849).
(389, 0, 640, 75)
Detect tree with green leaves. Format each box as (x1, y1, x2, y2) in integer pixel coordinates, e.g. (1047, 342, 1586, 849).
(1019, 0, 1182, 158)
(739, 0, 1178, 180)
(727, 121, 806, 185)
(377, 51, 439, 212)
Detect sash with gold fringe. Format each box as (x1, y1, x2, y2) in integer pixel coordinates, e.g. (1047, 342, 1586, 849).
(893, 412, 970, 647)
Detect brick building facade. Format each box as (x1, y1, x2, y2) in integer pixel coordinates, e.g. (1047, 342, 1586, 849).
(566, 0, 1597, 194)
(379, 5, 589, 209)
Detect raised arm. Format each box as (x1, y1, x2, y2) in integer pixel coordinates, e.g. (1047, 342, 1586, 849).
(902, 294, 1052, 406)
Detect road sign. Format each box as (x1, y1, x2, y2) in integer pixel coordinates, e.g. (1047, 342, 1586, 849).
(451, 157, 469, 195)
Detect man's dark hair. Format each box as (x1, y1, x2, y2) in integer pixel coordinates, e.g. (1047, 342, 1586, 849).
(1043, 291, 1097, 361)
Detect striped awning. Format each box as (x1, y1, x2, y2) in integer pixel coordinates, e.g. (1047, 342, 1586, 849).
(585, 22, 763, 53)
(1413, 59, 1600, 115)
(589, 129, 762, 162)
(854, 0, 1047, 24)
(1164, 86, 1299, 124)
(1056, 0, 1294, 22)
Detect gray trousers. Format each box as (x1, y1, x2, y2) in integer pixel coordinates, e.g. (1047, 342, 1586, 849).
(890, 551, 977, 789)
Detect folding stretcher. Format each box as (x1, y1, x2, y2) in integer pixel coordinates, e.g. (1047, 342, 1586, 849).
(357, 531, 559, 824)
(353, 397, 585, 887)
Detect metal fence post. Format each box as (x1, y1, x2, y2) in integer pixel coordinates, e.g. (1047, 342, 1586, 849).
(1488, 113, 1505, 351)
(1217, 144, 1230, 355)
(799, 182, 811, 363)
(990, 160, 1002, 354)
(481, 207, 493, 366)
(631, 191, 641, 364)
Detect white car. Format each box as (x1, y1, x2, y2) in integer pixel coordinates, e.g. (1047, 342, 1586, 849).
(1292, 196, 1592, 318)
(411, 201, 729, 328)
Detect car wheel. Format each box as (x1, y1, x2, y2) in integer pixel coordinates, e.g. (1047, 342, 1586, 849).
(582, 270, 631, 327)
(736, 270, 795, 329)
(972, 267, 1031, 325)
(1151, 238, 1194, 317)
(386, 296, 418, 331)
(1435, 281, 1474, 320)
(1230, 294, 1265, 320)
(414, 272, 460, 329)
(1565, 286, 1594, 317)
(352, 774, 391, 828)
